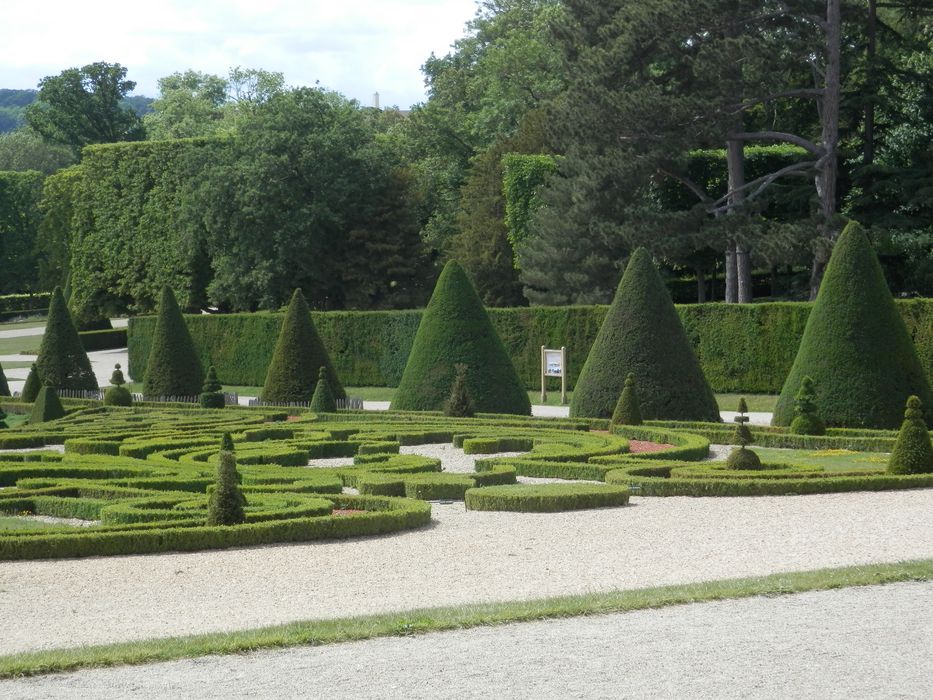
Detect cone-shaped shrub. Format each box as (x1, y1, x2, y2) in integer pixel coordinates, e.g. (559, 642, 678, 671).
(143, 286, 204, 398)
(35, 287, 97, 391)
(261, 289, 345, 403)
(30, 385, 65, 423)
(0, 364, 9, 397)
(773, 223, 933, 428)
(220, 432, 235, 452)
(888, 396, 933, 474)
(207, 435, 246, 526)
(611, 374, 643, 426)
(392, 261, 530, 414)
(0, 404, 7, 429)
(21, 364, 40, 402)
(789, 376, 825, 435)
(309, 367, 337, 413)
(737, 397, 748, 416)
(104, 363, 132, 406)
(444, 363, 476, 418)
(570, 249, 719, 420)
(200, 365, 225, 409)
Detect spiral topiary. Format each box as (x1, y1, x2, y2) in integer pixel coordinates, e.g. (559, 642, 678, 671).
(444, 363, 476, 418)
(199, 365, 225, 409)
(726, 408, 761, 470)
(104, 364, 133, 407)
(611, 373, 643, 426)
(206, 434, 246, 526)
(887, 396, 933, 474)
(789, 376, 825, 435)
(309, 367, 337, 413)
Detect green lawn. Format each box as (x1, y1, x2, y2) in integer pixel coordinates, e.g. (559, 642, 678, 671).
(0, 516, 65, 532)
(3, 414, 28, 429)
(0, 361, 34, 370)
(754, 446, 887, 472)
(715, 393, 778, 412)
(0, 333, 43, 357)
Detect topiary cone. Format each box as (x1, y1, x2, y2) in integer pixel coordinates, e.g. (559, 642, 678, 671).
(570, 248, 719, 420)
(207, 435, 246, 526)
(35, 286, 98, 391)
(611, 373, 642, 426)
(143, 286, 205, 398)
(789, 375, 825, 435)
(392, 261, 530, 415)
(773, 222, 933, 428)
(309, 367, 337, 413)
(21, 364, 40, 402)
(30, 385, 65, 423)
(200, 365, 225, 409)
(887, 396, 933, 474)
(0, 364, 10, 397)
(444, 363, 476, 418)
(261, 289, 345, 403)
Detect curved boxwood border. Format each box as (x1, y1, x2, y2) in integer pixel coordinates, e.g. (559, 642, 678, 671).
(465, 483, 630, 512)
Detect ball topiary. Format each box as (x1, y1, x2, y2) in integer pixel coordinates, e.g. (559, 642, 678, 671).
(444, 363, 476, 418)
(29, 385, 66, 424)
(35, 287, 98, 391)
(392, 261, 530, 415)
(887, 396, 933, 474)
(21, 364, 40, 402)
(570, 248, 720, 420)
(726, 447, 763, 470)
(143, 286, 205, 398)
(309, 367, 337, 413)
(206, 434, 246, 526)
(0, 364, 10, 397)
(261, 289, 345, 403)
(789, 376, 825, 435)
(199, 365, 225, 409)
(103, 363, 132, 407)
(773, 222, 933, 428)
(611, 373, 643, 426)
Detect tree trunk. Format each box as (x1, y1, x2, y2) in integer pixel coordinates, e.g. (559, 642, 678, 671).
(725, 247, 738, 303)
(865, 0, 877, 166)
(726, 138, 751, 302)
(736, 248, 752, 303)
(696, 267, 707, 303)
(809, 0, 842, 300)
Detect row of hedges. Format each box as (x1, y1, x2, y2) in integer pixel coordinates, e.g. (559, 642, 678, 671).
(127, 300, 933, 394)
(79, 328, 127, 351)
(0, 291, 50, 318)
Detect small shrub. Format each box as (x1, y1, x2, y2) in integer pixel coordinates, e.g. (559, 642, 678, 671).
(199, 365, 225, 409)
(29, 385, 65, 424)
(888, 396, 933, 474)
(444, 363, 475, 418)
(790, 376, 825, 435)
(611, 373, 643, 426)
(726, 410, 762, 469)
(309, 367, 337, 413)
(206, 435, 247, 526)
(21, 364, 40, 402)
(104, 364, 132, 407)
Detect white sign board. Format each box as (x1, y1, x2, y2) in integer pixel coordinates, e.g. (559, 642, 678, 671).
(544, 350, 564, 377)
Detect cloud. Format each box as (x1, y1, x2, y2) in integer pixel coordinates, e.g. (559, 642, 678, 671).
(0, 0, 479, 108)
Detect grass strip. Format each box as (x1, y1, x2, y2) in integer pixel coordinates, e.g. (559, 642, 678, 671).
(1, 558, 931, 679)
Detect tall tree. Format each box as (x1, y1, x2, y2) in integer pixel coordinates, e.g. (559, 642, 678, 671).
(25, 62, 144, 151)
(144, 70, 229, 140)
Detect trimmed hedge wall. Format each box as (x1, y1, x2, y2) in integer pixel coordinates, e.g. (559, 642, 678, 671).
(79, 328, 127, 351)
(465, 483, 631, 512)
(127, 300, 933, 394)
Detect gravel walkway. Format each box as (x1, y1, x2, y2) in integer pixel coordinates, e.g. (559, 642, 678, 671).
(4, 582, 930, 698)
(1, 438, 931, 656)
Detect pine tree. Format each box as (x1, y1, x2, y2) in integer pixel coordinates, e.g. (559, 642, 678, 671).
(570, 248, 720, 420)
(261, 289, 345, 403)
(35, 286, 97, 391)
(773, 222, 933, 428)
(199, 365, 225, 409)
(611, 373, 642, 426)
(444, 363, 476, 418)
(143, 286, 204, 398)
(206, 434, 246, 526)
(21, 364, 40, 402)
(789, 376, 825, 435)
(29, 385, 65, 423)
(103, 363, 132, 406)
(888, 396, 933, 474)
(309, 367, 337, 413)
(392, 261, 530, 414)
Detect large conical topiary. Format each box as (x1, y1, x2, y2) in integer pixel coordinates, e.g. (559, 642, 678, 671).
(570, 249, 720, 420)
(392, 261, 530, 414)
(261, 289, 345, 403)
(143, 286, 204, 398)
(0, 364, 9, 397)
(773, 222, 933, 428)
(30, 385, 65, 423)
(35, 287, 97, 391)
(21, 364, 40, 402)
(887, 396, 933, 474)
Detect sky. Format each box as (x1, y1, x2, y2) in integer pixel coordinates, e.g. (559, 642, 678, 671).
(0, 0, 481, 108)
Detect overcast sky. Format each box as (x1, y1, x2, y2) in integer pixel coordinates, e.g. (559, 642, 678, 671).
(0, 0, 481, 108)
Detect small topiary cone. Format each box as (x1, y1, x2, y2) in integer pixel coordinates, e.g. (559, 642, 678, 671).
(611, 373, 643, 426)
(21, 364, 40, 402)
(207, 434, 246, 525)
(0, 404, 7, 429)
(888, 396, 933, 474)
(30, 385, 65, 423)
(0, 364, 10, 397)
(444, 363, 476, 418)
(790, 376, 825, 436)
(737, 397, 748, 416)
(309, 367, 337, 413)
(200, 365, 225, 409)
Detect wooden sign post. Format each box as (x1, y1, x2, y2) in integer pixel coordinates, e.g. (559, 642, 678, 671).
(540, 346, 568, 405)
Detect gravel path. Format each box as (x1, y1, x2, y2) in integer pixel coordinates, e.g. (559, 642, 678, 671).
(4, 582, 930, 698)
(1, 439, 931, 656)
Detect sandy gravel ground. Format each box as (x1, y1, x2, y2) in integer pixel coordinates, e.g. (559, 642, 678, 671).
(4, 582, 930, 698)
(1, 437, 931, 656)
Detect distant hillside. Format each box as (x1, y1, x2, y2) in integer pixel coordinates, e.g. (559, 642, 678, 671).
(0, 88, 154, 134)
